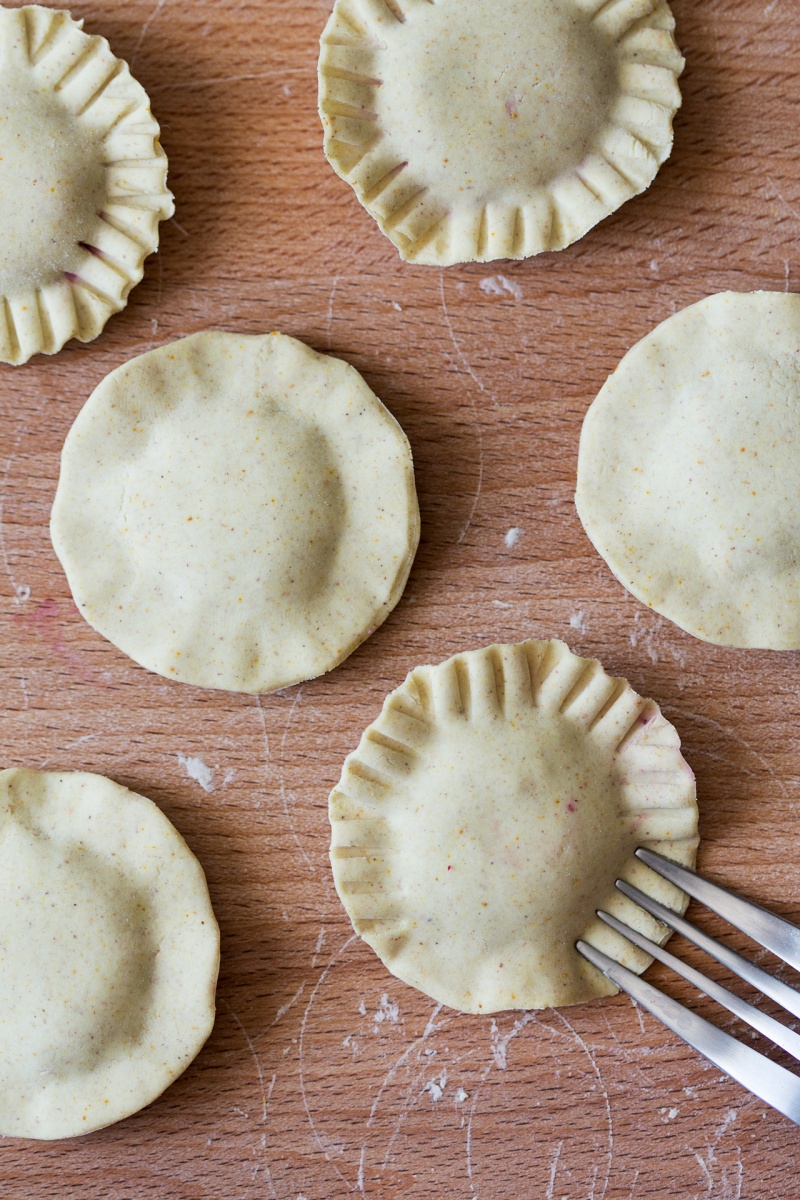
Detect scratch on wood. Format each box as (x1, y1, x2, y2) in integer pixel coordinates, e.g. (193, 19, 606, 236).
(326, 274, 340, 348)
(255, 690, 316, 873)
(438, 271, 485, 545)
(130, 0, 170, 67)
(662, 706, 790, 803)
(554, 1011, 614, 1200)
(221, 999, 269, 1124)
(298, 934, 360, 1190)
(545, 1139, 564, 1200)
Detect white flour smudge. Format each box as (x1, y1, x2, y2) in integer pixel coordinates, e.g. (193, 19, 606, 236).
(424, 1071, 447, 1102)
(490, 1012, 536, 1069)
(373, 993, 400, 1028)
(628, 609, 663, 663)
(504, 526, 524, 548)
(480, 274, 523, 300)
(569, 610, 588, 633)
(177, 753, 215, 792)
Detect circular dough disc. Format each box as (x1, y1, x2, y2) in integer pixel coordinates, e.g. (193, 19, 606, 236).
(0, 6, 174, 364)
(319, 0, 683, 265)
(576, 291, 800, 648)
(51, 331, 420, 693)
(330, 640, 698, 1013)
(0, 768, 219, 1139)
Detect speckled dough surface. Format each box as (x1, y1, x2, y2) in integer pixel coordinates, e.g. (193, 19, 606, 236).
(0, 768, 219, 1140)
(330, 640, 698, 1013)
(576, 291, 800, 648)
(50, 331, 420, 693)
(0, 5, 173, 364)
(319, 0, 683, 264)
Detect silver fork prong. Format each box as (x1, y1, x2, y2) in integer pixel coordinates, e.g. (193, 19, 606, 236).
(597, 909, 800, 1062)
(636, 847, 800, 972)
(616, 879, 800, 1023)
(576, 939, 800, 1126)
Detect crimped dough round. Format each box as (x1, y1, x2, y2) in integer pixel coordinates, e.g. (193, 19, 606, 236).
(330, 640, 698, 1013)
(51, 331, 420, 693)
(576, 291, 800, 648)
(0, 768, 219, 1139)
(0, 6, 173, 364)
(319, 0, 683, 264)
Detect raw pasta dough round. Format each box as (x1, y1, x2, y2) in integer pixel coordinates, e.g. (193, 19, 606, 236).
(0, 768, 219, 1139)
(330, 640, 698, 1013)
(319, 0, 683, 264)
(51, 331, 420, 693)
(0, 6, 173, 364)
(576, 291, 800, 648)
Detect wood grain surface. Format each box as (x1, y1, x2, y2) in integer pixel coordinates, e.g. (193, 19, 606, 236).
(3, 0, 800, 1195)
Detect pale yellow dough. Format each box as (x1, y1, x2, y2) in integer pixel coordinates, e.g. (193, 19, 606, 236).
(50, 331, 420, 693)
(576, 291, 800, 648)
(0, 6, 174, 364)
(319, 0, 683, 265)
(330, 641, 698, 1013)
(0, 768, 219, 1140)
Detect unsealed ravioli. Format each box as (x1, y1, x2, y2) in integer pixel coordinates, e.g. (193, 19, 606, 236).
(329, 640, 698, 1013)
(0, 6, 173, 364)
(50, 331, 420, 693)
(0, 768, 219, 1139)
(318, 0, 684, 264)
(576, 291, 800, 648)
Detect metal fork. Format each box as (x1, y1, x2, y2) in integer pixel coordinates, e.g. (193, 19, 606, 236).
(577, 847, 800, 1124)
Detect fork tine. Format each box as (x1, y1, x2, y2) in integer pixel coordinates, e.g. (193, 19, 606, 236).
(616, 879, 800, 1023)
(596, 908, 800, 1062)
(576, 938, 800, 1125)
(636, 847, 800, 971)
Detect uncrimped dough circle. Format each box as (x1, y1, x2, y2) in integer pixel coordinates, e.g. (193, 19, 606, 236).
(0, 6, 174, 364)
(0, 768, 219, 1139)
(319, 0, 684, 264)
(330, 640, 698, 1013)
(576, 291, 800, 648)
(50, 331, 420, 693)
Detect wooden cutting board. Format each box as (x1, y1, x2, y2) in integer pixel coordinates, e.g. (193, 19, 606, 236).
(2, 0, 800, 1194)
